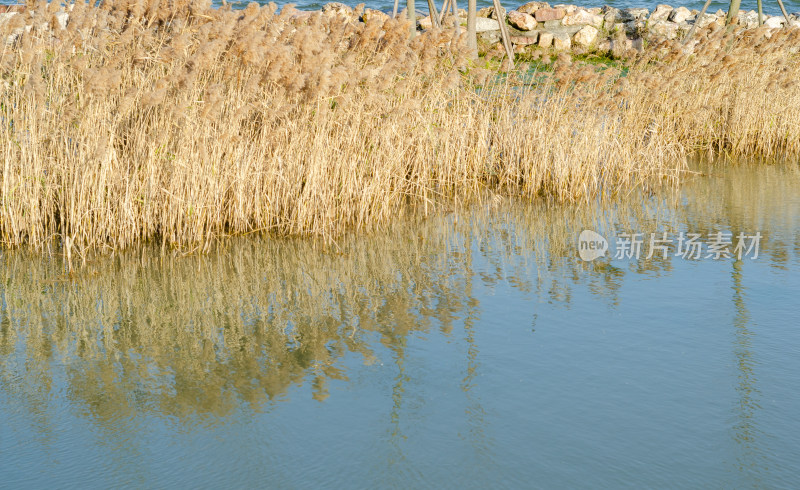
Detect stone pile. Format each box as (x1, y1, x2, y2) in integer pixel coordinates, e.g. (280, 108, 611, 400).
(1, 6, 68, 45)
(459, 2, 800, 56)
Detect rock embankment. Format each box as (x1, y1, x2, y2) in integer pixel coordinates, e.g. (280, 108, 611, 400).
(423, 2, 800, 56)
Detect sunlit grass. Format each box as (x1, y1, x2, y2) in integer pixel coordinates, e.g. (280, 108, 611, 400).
(1, 1, 798, 253)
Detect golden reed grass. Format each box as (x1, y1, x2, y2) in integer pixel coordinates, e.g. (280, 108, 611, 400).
(0, 0, 799, 253)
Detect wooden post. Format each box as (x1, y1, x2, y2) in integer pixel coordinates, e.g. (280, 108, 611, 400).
(439, 0, 450, 24)
(776, 0, 792, 26)
(757, 0, 763, 25)
(427, 0, 441, 28)
(492, 0, 515, 68)
(682, 0, 714, 44)
(408, 0, 417, 37)
(467, 0, 477, 58)
(393, 0, 399, 18)
(725, 0, 742, 31)
(451, 0, 461, 35)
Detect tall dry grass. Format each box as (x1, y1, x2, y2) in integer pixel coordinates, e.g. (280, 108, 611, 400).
(0, 1, 798, 253)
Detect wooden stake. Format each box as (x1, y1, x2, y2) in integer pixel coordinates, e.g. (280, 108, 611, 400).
(757, 0, 763, 25)
(467, 0, 477, 58)
(439, 0, 450, 24)
(408, 0, 417, 37)
(682, 0, 714, 44)
(427, 0, 441, 28)
(776, 0, 792, 27)
(451, 0, 461, 35)
(725, 0, 742, 33)
(492, 0, 515, 68)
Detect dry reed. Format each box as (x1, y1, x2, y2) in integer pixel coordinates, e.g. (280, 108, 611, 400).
(1, 1, 799, 253)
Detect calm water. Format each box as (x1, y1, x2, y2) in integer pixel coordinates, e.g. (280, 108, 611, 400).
(1, 161, 799, 488)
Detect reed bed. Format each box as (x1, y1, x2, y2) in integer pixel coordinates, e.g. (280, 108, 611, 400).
(0, 1, 799, 252)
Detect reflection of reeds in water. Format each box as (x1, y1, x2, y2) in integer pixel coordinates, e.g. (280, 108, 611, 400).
(681, 161, 800, 482)
(4, 2, 799, 252)
(677, 161, 800, 267)
(1, 162, 798, 423)
(0, 220, 476, 420)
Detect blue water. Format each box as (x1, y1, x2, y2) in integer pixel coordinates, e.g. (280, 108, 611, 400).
(1, 161, 799, 487)
(0, 0, 797, 15)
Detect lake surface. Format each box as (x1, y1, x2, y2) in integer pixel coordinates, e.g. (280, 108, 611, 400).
(1, 161, 799, 488)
